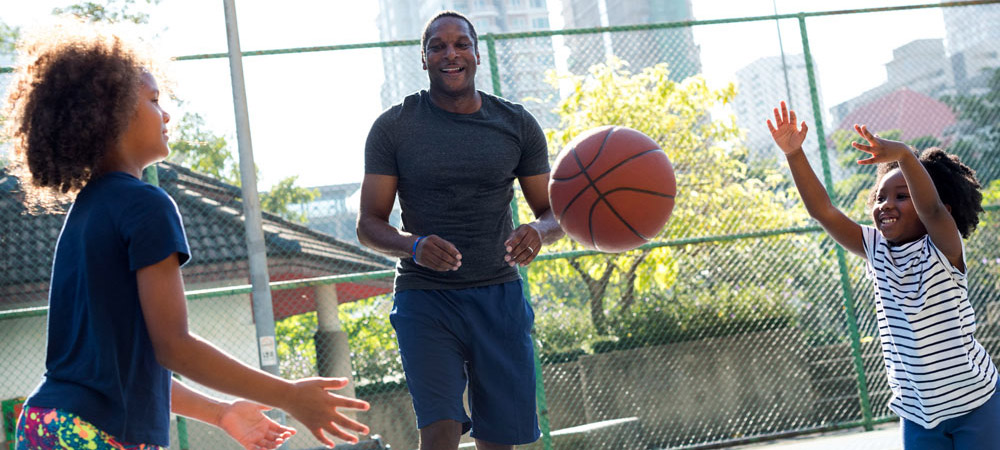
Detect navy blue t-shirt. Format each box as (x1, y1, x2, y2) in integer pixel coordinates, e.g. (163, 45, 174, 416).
(26, 172, 190, 446)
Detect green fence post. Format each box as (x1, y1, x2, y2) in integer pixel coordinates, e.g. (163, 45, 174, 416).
(486, 32, 554, 450)
(146, 165, 191, 448)
(150, 164, 191, 448)
(798, 13, 875, 431)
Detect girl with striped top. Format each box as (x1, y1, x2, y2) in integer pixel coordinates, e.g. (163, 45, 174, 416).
(767, 101, 998, 449)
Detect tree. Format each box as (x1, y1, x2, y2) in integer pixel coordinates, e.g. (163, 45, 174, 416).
(943, 67, 1000, 184)
(170, 112, 318, 222)
(0, 20, 19, 55)
(52, 0, 162, 25)
(38, 1, 320, 222)
(531, 59, 811, 348)
(1, 20, 21, 169)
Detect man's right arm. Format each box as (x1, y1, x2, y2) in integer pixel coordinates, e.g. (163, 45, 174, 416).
(356, 174, 411, 259)
(356, 174, 461, 271)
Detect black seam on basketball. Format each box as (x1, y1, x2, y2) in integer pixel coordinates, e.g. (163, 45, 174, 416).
(557, 145, 665, 224)
(588, 188, 649, 245)
(601, 187, 675, 199)
(590, 148, 664, 184)
(551, 128, 617, 181)
(576, 128, 614, 249)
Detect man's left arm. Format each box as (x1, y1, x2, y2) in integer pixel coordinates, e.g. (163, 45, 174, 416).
(504, 173, 564, 267)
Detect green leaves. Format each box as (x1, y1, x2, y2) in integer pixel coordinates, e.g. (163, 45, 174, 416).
(52, 0, 162, 25)
(530, 59, 810, 351)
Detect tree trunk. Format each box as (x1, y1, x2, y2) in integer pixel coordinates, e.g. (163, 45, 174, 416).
(568, 257, 616, 333)
(619, 249, 651, 315)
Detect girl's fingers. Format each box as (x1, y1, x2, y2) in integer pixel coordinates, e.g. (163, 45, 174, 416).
(766, 119, 776, 134)
(773, 107, 781, 126)
(789, 109, 797, 128)
(851, 142, 874, 153)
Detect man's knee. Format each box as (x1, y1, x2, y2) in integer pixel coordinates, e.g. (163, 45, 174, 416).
(420, 419, 464, 450)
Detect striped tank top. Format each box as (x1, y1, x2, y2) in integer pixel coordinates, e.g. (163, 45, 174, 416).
(861, 226, 997, 428)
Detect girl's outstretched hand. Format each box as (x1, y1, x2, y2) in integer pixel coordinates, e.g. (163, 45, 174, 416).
(851, 124, 912, 165)
(767, 100, 809, 154)
(219, 400, 296, 450)
(282, 377, 371, 448)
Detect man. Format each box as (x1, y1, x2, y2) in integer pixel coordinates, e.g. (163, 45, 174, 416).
(356, 10, 563, 450)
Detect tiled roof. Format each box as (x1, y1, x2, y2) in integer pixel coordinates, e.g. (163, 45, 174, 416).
(835, 88, 957, 142)
(0, 162, 392, 304)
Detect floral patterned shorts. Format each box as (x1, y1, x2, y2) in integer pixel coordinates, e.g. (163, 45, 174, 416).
(15, 406, 163, 450)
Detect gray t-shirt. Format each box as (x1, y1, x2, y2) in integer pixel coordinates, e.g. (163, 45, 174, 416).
(365, 90, 550, 291)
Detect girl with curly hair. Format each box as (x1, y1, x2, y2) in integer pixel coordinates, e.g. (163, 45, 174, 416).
(767, 101, 997, 449)
(5, 26, 370, 450)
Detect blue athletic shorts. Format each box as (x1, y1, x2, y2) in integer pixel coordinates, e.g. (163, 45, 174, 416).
(390, 279, 540, 445)
(902, 383, 1000, 450)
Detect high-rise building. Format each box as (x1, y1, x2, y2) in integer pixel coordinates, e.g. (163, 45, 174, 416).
(561, 0, 701, 81)
(732, 54, 838, 179)
(830, 39, 953, 127)
(376, 0, 559, 126)
(942, 2, 1000, 95)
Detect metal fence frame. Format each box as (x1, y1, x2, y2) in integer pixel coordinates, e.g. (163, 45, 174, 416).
(3, 1, 1000, 448)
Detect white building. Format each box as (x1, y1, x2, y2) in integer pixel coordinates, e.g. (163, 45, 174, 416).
(561, 0, 701, 82)
(942, 2, 1000, 95)
(732, 54, 837, 179)
(830, 39, 953, 127)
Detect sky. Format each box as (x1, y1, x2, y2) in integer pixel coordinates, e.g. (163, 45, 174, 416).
(0, 0, 947, 190)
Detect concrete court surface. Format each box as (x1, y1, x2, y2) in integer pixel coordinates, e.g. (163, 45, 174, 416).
(729, 422, 901, 450)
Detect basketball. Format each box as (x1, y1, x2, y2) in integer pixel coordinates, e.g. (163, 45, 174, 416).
(548, 126, 676, 253)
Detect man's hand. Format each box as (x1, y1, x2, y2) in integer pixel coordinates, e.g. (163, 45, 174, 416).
(504, 223, 543, 267)
(413, 234, 462, 271)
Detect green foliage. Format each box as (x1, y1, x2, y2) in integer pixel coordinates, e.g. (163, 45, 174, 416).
(170, 112, 240, 183)
(0, 20, 19, 56)
(169, 112, 317, 222)
(531, 59, 810, 345)
(275, 312, 319, 380)
(274, 296, 405, 388)
(942, 67, 1000, 184)
(261, 176, 318, 223)
(52, 0, 161, 24)
(338, 296, 402, 385)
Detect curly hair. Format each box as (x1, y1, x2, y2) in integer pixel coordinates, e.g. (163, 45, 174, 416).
(868, 147, 984, 238)
(3, 25, 148, 209)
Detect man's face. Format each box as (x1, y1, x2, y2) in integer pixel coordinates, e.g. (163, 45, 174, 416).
(422, 16, 479, 97)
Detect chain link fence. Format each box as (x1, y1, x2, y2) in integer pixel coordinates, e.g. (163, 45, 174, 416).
(3, 2, 1000, 449)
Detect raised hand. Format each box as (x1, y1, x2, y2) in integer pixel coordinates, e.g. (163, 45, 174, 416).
(851, 124, 912, 165)
(414, 234, 462, 271)
(282, 377, 370, 448)
(218, 401, 296, 450)
(504, 223, 542, 267)
(766, 101, 809, 154)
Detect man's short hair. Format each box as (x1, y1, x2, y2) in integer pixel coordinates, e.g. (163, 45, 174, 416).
(421, 10, 478, 55)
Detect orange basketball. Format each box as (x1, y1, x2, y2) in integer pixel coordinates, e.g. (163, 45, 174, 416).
(548, 126, 676, 253)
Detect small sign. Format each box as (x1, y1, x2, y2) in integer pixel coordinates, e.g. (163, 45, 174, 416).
(259, 336, 278, 367)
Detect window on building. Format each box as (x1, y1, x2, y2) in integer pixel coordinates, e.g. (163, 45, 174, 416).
(454, 0, 469, 10)
(532, 17, 549, 28)
(510, 0, 523, 6)
(511, 16, 528, 29)
(530, 0, 546, 8)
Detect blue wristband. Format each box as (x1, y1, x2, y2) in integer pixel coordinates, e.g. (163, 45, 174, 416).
(411, 236, 425, 261)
